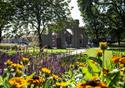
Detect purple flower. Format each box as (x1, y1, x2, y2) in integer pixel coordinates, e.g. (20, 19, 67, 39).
(60, 67, 65, 73)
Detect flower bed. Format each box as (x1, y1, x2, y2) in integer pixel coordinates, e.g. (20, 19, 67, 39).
(0, 42, 125, 88)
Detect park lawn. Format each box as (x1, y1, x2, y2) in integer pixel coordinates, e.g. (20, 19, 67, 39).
(28, 47, 73, 54)
(83, 48, 113, 69)
(0, 47, 73, 55)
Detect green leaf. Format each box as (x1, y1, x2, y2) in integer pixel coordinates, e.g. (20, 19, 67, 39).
(81, 67, 92, 80)
(108, 70, 120, 87)
(25, 72, 36, 80)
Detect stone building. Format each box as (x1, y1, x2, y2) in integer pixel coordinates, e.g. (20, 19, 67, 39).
(42, 20, 88, 48)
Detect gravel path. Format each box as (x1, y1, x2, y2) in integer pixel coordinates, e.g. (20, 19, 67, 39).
(55, 49, 86, 58)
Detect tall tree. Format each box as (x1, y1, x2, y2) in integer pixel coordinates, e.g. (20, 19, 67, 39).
(77, 0, 109, 45)
(105, 0, 125, 45)
(0, 0, 14, 42)
(78, 0, 125, 46)
(10, 0, 71, 51)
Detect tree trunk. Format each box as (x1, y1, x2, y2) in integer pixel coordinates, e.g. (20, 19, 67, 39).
(117, 31, 121, 46)
(37, 23, 43, 53)
(94, 19, 99, 46)
(35, 6, 44, 53)
(0, 27, 2, 43)
(95, 30, 99, 41)
(94, 26, 99, 46)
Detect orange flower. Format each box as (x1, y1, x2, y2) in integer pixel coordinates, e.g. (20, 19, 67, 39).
(9, 77, 27, 88)
(28, 76, 45, 86)
(112, 56, 120, 64)
(119, 56, 125, 64)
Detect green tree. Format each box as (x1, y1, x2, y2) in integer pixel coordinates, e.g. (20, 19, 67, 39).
(78, 0, 125, 46)
(0, 0, 14, 42)
(105, 0, 125, 45)
(78, 0, 109, 45)
(10, 0, 71, 51)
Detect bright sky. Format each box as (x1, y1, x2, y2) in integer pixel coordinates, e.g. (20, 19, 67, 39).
(69, 0, 84, 27)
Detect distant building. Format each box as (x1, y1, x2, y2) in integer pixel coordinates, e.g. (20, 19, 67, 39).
(42, 20, 88, 48)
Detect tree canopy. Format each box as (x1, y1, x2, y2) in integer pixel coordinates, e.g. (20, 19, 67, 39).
(0, 0, 14, 42)
(10, 0, 71, 50)
(78, 0, 125, 46)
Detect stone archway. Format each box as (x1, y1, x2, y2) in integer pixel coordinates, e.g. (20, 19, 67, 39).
(64, 29, 73, 48)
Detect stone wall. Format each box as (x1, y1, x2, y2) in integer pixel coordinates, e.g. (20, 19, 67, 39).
(42, 20, 88, 48)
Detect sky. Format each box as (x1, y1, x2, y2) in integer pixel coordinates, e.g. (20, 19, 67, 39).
(69, 0, 85, 27)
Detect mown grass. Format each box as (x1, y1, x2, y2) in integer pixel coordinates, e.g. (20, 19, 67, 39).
(26, 47, 72, 54)
(0, 47, 73, 55)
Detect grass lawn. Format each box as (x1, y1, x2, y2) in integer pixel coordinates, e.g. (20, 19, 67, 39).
(28, 47, 73, 53)
(0, 47, 73, 55)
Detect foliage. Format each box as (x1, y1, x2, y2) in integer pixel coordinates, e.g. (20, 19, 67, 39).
(78, 0, 125, 45)
(0, 0, 15, 42)
(77, 0, 109, 43)
(9, 0, 71, 50)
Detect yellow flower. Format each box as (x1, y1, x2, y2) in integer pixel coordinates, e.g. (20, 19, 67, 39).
(76, 62, 80, 64)
(52, 74, 61, 80)
(22, 57, 29, 65)
(5, 60, 13, 67)
(99, 42, 107, 50)
(76, 62, 86, 67)
(56, 82, 66, 87)
(120, 68, 125, 75)
(56, 80, 71, 87)
(103, 68, 109, 76)
(16, 64, 24, 70)
(80, 63, 86, 67)
(91, 76, 98, 80)
(15, 69, 23, 77)
(41, 67, 51, 74)
(119, 64, 124, 67)
(9, 77, 27, 88)
(90, 60, 97, 64)
(96, 49, 103, 57)
(11, 63, 24, 70)
(28, 76, 45, 86)
(76, 83, 86, 88)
